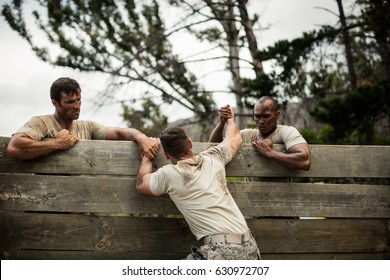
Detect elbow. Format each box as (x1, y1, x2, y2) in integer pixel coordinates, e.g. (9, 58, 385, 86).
(301, 159, 311, 171)
(6, 145, 21, 160)
(237, 135, 243, 147)
(135, 185, 143, 195)
(302, 163, 311, 171)
(135, 182, 143, 195)
(7, 146, 33, 160)
(136, 183, 154, 197)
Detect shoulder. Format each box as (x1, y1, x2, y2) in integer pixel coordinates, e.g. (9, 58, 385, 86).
(79, 120, 109, 131)
(277, 125, 302, 136)
(276, 125, 307, 148)
(240, 128, 257, 134)
(28, 115, 54, 122)
(150, 164, 175, 195)
(240, 128, 258, 142)
(201, 145, 232, 164)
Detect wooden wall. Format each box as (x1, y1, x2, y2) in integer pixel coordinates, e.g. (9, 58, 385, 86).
(1, 137, 389, 259)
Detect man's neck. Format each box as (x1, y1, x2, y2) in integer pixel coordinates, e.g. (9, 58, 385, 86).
(53, 113, 74, 130)
(260, 126, 277, 139)
(172, 152, 196, 164)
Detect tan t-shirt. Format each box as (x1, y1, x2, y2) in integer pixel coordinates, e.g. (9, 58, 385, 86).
(150, 145, 249, 240)
(240, 125, 307, 150)
(15, 115, 108, 140)
(241, 125, 307, 183)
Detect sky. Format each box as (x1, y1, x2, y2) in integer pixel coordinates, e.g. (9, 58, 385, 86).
(0, 0, 340, 136)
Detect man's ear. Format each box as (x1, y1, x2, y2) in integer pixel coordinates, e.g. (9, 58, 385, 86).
(188, 138, 193, 149)
(164, 151, 171, 161)
(51, 99, 59, 108)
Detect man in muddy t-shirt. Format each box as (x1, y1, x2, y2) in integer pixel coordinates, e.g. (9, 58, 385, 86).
(136, 106, 260, 260)
(210, 96, 311, 172)
(7, 77, 160, 160)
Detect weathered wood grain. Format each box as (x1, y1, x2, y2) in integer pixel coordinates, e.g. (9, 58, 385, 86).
(1, 136, 389, 260)
(1, 212, 389, 258)
(1, 137, 389, 178)
(2, 250, 389, 260)
(1, 174, 389, 217)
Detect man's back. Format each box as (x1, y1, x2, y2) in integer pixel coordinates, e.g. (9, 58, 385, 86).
(149, 145, 248, 240)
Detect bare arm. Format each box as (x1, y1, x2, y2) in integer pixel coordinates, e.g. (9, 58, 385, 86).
(6, 130, 79, 160)
(105, 127, 159, 159)
(252, 140, 311, 170)
(135, 136, 161, 197)
(219, 106, 242, 158)
(209, 120, 225, 142)
(208, 105, 233, 143)
(135, 156, 157, 196)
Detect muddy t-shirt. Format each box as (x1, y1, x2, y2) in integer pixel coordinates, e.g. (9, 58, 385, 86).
(150, 145, 248, 240)
(14, 115, 108, 140)
(240, 125, 307, 151)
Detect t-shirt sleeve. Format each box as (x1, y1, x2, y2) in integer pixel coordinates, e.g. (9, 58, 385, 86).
(240, 129, 251, 143)
(149, 167, 169, 196)
(14, 116, 49, 140)
(86, 121, 108, 140)
(282, 126, 307, 150)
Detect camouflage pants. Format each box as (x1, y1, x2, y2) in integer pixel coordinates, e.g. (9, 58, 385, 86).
(184, 237, 260, 260)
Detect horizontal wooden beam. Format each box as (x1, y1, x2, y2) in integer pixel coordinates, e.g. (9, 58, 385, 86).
(1, 137, 390, 178)
(1, 213, 389, 258)
(1, 174, 389, 217)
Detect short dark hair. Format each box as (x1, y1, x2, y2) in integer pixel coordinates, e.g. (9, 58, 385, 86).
(50, 77, 81, 103)
(256, 96, 279, 111)
(160, 127, 190, 158)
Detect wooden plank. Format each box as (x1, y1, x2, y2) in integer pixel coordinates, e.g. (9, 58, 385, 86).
(1, 137, 390, 178)
(1, 249, 187, 260)
(0, 212, 198, 254)
(261, 253, 390, 260)
(247, 218, 390, 254)
(1, 212, 389, 258)
(2, 250, 389, 260)
(0, 173, 179, 214)
(1, 174, 389, 217)
(229, 182, 390, 218)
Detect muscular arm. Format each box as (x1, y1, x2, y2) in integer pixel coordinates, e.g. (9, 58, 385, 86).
(219, 107, 242, 158)
(209, 105, 233, 143)
(209, 120, 225, 142)
(6, 130, 78, 160)
(252, 140, 311, 170)
(105, 127, 159, 159)
(136, 155, 157, 197)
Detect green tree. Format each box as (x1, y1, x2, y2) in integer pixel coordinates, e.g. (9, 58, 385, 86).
(1, 0, 215, 131)
(243, 0, 390, 144)
(312, 80, 390, 144)
(121, 98, 168, 137)
(169, 0, 264, 127)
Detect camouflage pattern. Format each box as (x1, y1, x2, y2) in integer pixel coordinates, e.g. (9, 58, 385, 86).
(184, 237, 260, 260)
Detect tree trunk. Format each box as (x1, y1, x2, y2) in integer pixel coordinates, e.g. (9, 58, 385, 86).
(237, 0, 263, 76)
(205, 0, 244, 128)
(336, 0, 357, 89)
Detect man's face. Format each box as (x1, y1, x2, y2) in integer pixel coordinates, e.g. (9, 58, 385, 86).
(253, 100, 279, 136)
(54, 91, 81, 120)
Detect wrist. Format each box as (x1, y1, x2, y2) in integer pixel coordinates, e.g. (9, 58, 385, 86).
(141, 153, 153, 162)
(134, 131, 147, 143)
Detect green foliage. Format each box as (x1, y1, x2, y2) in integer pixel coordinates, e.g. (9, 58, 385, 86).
(242, 0, 390, 144)
(301, 125, 335, 144)
(121, 98, 168, 137)
(242, 27, 340, 105)
(239, 74, 277, 107)
(310, 79, 390, 144)
(1, 0, 215, 122)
